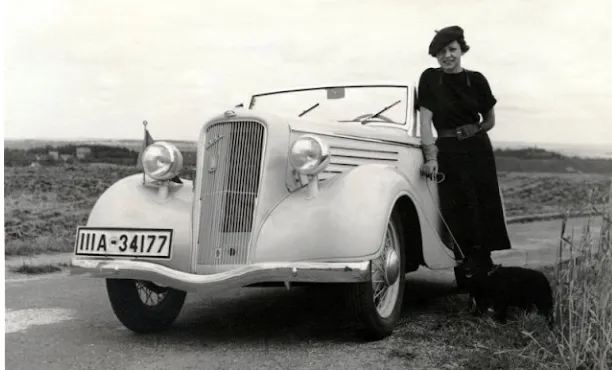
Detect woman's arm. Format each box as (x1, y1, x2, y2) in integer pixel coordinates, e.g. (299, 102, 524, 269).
(416, 68, 438, 174)
(476, 71, 497, 133)
(479, 107, 495, 132)
(420, 106, 436, 146)
(419, 106, 438, 178)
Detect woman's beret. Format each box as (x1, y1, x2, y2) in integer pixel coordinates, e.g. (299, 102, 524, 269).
(428, 25, 467, 56)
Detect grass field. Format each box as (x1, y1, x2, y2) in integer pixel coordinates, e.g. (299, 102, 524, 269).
(498, 171, 611, 216)
(4, 164, 141, 256)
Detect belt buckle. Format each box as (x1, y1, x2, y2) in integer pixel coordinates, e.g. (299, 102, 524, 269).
(456, 128, 465, 140)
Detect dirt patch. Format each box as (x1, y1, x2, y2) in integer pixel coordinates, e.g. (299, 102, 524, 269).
(5, 252, 72, 279)
(10, 263, 64, 275)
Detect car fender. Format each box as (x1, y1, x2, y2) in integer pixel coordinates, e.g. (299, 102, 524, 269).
(83, 174, 194, 272)
(252, 164, 457, 269)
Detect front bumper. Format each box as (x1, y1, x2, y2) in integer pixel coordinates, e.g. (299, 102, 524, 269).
(70, 258, 371, 293)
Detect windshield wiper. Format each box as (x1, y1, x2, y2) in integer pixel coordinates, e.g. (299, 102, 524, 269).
(299, 103, 320, 117)
(361, 99, 402, 123)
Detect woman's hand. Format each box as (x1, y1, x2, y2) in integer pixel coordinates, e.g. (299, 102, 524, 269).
(420, 159, 438, 179)
(456, 123, 481, 140)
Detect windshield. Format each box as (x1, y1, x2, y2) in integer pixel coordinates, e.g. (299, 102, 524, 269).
(248, 85, 410, 125)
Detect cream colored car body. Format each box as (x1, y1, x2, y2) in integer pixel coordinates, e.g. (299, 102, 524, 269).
(71, 84, 458, 295)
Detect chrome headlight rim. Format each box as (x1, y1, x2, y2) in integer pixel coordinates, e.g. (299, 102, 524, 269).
(142, 141, 184, 181)
(289, 134, 331, 176)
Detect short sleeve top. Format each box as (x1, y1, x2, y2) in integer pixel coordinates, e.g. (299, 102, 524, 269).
(417, 67, 497, 131)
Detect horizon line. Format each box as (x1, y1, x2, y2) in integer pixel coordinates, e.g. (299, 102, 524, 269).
(4, 136, 612, 148)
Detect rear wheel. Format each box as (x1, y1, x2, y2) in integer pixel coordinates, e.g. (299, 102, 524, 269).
(346, 209, 406, 340)
(106, 279, 187, 334)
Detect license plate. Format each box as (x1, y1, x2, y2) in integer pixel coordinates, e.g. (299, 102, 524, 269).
(74, 227, 173, 259)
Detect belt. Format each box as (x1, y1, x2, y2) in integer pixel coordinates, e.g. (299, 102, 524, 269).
(437, 128, 461, 138)
(437, 126, 483, 139)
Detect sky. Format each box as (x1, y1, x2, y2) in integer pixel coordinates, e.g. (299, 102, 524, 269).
(3, 0, 612, 146)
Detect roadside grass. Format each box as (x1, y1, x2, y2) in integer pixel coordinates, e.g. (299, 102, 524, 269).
(387, 289, 555, 369)
(390, 184, 611, 370)
(541, 207, 612, 370)
(4, 234, 74, 256)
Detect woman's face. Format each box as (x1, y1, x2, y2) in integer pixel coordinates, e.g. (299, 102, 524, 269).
(436, 40, 463, 72)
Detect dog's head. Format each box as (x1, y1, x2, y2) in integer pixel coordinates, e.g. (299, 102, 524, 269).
(463, 264, 501, 284)
(463, 264, 504, 298)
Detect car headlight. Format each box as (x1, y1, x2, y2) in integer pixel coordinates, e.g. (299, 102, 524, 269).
(142, 141, 184, 181)
(289, 135, 330, 175)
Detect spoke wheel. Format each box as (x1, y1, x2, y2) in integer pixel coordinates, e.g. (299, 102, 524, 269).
(371, 221, 402, 318)
(106, 279, 187, 334)
(135, 281, 169, 306)
(346, 208, 406, 340)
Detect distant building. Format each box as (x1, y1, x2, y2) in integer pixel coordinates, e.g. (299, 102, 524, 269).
(36, 154, 54, 162)
(76, 147, 92, 159)
(48, 151, 59, 160)
(60, 154, 74, 162)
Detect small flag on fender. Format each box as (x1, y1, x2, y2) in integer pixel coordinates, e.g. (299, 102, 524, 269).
(136, 120, 154, 169)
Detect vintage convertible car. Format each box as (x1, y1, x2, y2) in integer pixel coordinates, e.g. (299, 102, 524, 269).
(71, 84, 461, 340)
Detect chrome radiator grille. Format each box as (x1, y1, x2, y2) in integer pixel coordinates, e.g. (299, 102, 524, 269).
(197, 120, 265, 266)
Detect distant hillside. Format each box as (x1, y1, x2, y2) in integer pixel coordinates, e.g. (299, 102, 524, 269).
(491, 146, 612, 174)
(494, 140, 612, 160)
(4, 139, 612, 174)
(4, 142, 199, 168)
(3, 138, 198, 152)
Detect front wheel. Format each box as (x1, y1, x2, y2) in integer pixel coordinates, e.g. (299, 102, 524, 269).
(106, 279, 187, 334)
(346, 209, 406, 340)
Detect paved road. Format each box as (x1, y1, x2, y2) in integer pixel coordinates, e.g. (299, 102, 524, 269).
(5, 216, 604, 370)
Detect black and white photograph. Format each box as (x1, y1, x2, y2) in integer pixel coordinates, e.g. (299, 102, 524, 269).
(3, 0, 612, 369)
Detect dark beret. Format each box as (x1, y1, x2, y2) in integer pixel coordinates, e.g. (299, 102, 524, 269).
(428, 25, 467, 56)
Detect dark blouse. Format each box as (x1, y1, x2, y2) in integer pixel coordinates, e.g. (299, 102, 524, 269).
(417, 67, 497, 131)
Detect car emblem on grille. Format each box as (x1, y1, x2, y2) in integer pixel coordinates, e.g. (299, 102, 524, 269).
(224, 110, 236, 117)
(205, 134, 224, 149)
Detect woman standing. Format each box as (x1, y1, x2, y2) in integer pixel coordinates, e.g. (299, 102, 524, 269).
(417, 25, 512, 287)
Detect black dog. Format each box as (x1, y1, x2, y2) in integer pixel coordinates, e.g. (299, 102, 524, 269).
(465, 265, 554, 327)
